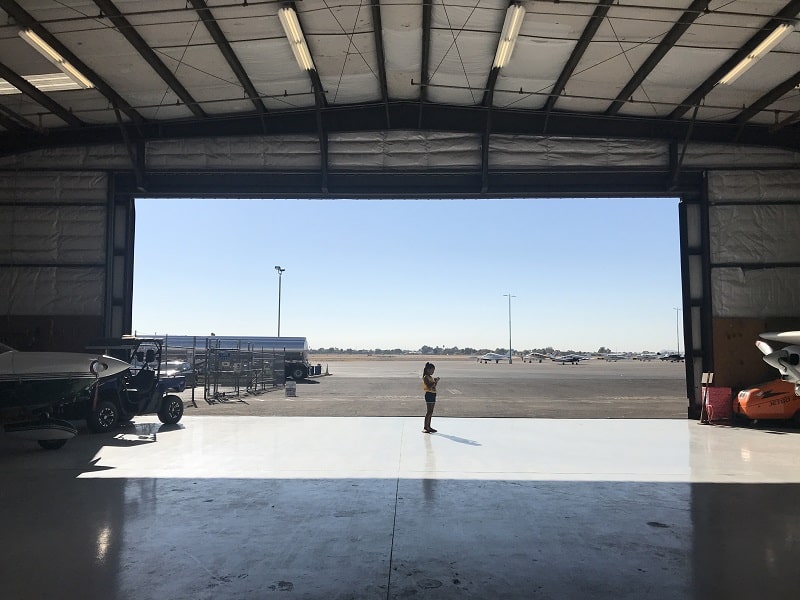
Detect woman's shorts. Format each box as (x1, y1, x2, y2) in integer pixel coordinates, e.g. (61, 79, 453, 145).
(425, 392, 436, 403)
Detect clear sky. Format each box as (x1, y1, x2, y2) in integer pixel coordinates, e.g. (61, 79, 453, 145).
(132, 197, 682, 352)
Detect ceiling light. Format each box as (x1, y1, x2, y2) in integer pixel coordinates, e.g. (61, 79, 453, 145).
(492, 3, 526, 69)
(19, 29, 94, 89)
(0, 72, 83, 95)
(719, 23, 795, 85)
(278, 6, 315, 71)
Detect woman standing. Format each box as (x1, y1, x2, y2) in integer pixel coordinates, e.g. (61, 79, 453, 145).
(422, 362, 440, 433)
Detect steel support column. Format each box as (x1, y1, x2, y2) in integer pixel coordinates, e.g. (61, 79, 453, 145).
(680, 175, 713, 418)
(105, 178, 135, 337)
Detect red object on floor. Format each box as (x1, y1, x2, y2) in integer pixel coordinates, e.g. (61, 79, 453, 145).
(706, 387, 732, 422)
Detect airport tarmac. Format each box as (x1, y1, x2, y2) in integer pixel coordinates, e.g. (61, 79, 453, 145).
(181, 357, 688, 419)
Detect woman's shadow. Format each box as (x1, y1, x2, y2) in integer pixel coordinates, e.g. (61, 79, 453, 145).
(432, 432, 481, 446)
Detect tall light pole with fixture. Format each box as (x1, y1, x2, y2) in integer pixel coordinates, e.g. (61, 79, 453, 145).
(275, 266, 285, 337)
(673, 307, 681, 354)
(504, 293, 516, 364)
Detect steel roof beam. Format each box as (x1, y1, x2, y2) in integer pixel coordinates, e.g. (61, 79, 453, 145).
(312, 69, 329, 192)
(0, 103, 38, 131)
(115, 169, 704, 199)
(0, 111, 23, 132)
(0, 0, 143, 125)
(771, 109, 800, 132)
(606, 0, 709, 116)
(481, 65, 500, 108)
(546, 0, 613, 113)
(371, 0, 390, 126)
(92, 0, 207, 119)
(670, 0, 800, 120)
(735, 71, 800, 125)
(481, 69, 500, 191)
(189, 0, 266, 115)
(2, 102, 798, 155)
(418, 0, 432, 125)
(0, 62, 83, 127)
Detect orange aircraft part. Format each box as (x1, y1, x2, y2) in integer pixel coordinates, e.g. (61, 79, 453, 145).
(734, 379, 800, 421)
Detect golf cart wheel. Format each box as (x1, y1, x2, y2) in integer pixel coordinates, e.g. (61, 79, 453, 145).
(38, 438, 68, 450)
(87, 399, 120, 433)
(158, 394, 184, 425)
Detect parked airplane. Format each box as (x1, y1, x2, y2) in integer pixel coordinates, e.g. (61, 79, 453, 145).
(756, 331, 800, 394)
(478, 352, 510, 364)
(635, 352, 659, 361)
(0, 343, 129, 449)
(602, 353, 629, 361)
(659, 353, 684, 362)
(551, 354, 590, 365)
(523, 352, 550, 363)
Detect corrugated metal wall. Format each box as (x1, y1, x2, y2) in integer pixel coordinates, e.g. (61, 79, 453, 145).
(0, 172, 111, 351)
(704, 170, 800, 395)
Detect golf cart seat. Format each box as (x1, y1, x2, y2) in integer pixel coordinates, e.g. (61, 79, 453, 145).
(128, 368, 156, 393)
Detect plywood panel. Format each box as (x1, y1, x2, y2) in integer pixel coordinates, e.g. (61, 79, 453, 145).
(713, 317, 800, 391)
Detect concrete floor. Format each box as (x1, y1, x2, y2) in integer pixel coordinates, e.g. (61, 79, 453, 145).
(2, 416, 800, 599)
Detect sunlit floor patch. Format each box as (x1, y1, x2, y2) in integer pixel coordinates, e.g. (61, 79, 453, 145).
(16, 415, 792, 483)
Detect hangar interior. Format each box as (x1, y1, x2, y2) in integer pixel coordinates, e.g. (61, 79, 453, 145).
(1, 0, 800, 415)
(1, 1, 800, 597)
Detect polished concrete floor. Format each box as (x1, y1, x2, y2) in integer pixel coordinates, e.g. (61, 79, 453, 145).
(2, 416, 800, 599)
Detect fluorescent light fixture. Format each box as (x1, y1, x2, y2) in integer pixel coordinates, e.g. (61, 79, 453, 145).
(0, 72, 83, 95)
(278, 6, 315, 71)
(492, 2, 526, 69)
(719, 23, 795, 85)
(18, 28, 94, 89)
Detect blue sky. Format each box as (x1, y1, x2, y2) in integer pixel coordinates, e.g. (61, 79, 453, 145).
(133, 197, 682, 352)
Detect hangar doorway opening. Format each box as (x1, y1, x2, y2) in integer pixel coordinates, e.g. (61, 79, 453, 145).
(132, 197, 686, 418)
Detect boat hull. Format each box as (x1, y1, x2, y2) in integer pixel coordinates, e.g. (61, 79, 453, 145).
(4, 418, 78, 441)
(0, 351, 130, 411)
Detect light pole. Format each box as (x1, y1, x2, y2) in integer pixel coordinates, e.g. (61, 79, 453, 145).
(673, 307, 681, 354)
(504, 293, 516, 364)
(275, 266, 285, 336)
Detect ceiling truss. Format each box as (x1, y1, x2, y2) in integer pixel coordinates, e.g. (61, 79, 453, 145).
(0, 0, 797, 174)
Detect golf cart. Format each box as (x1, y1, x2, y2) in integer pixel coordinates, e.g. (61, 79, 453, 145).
(80, 337, 186, 433)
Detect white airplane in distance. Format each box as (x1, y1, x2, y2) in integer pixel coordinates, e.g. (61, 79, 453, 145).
(756, 331, 800, 394)
(602, 353, 629, 361)
(523, 352, 550, 363)
(551, 354, 590, 365)
(478, 352, 510, 364)
(635, 352, 659, 361)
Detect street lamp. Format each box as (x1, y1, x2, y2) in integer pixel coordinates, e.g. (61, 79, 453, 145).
(673, 307, 681, 354)
(504, 293, 516, 364)
(275, 266, 285, 336)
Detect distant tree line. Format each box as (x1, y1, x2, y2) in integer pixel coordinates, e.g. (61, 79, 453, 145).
(312, 345, 606, 355)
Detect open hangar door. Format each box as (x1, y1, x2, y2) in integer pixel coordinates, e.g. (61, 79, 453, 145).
(1, 133, 799, 418)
